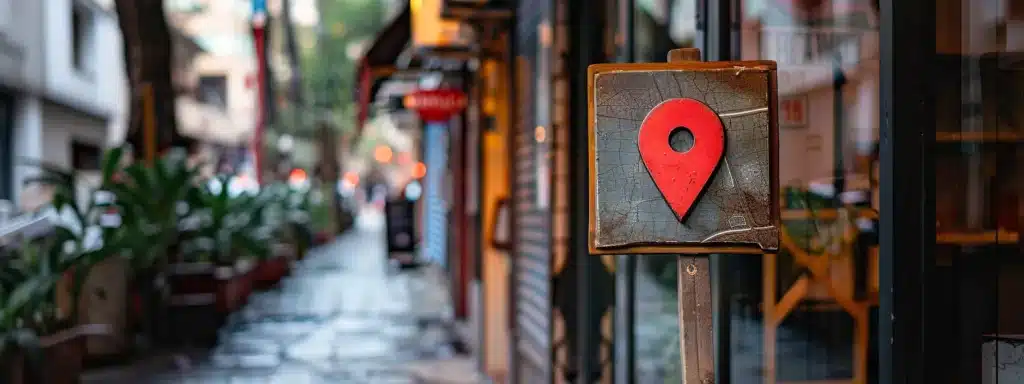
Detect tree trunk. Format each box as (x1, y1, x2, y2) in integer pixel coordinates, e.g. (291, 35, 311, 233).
(114, 0, 195, 156)
(317, 122, 341, 234)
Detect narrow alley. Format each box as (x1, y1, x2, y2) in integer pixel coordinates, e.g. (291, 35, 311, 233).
(83, 211, 479, 383)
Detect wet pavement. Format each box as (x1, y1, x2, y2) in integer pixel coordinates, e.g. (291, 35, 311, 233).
(85, 211, 474, 383)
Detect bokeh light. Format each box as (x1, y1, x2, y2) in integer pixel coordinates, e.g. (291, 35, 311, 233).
(412, 162, 427, 179)
(374, 145, 393, 163)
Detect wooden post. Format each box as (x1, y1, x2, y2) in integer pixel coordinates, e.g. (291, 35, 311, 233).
(667, 48, 717, 384)
(141, 82, 157, 164)
(589, 47, 779, 384)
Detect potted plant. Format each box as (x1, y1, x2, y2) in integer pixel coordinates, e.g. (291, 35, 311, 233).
(188, 176, 274, 307)
(0, 235, 114, 383)
(285, 186, 315, 261)
(156, 175, 272, 344)
(7, 153, 132, 377)
(99, 147, 203, 346)
(249, 183, 310, 289)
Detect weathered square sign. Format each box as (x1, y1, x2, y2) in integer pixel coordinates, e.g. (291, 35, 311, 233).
(588, 60, 780, 255)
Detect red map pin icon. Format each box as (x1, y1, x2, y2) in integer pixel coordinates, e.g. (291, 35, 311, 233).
(638, 98, 725, 222)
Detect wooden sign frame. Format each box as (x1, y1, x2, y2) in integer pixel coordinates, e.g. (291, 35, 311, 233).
(586, 60, 781, 256)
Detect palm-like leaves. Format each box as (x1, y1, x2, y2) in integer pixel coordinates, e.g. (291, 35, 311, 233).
(1, 146, 318, 362)
(180, 176, 274, 265)
(15, 149, 130, 325)
(101, 148, 202, 269)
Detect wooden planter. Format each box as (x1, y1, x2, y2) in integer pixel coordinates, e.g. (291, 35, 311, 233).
(217, 260, 255, 313)
(1, 324, 111, 384)
(314, 231, 332, 246)
(162, 261, 254, 345)
(251, 245, 294, 290)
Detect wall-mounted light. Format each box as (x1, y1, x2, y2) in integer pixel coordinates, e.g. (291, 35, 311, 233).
(534, 126, 547, 143)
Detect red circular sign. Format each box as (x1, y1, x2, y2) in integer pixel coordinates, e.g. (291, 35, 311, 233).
(404, 89, 468, 122)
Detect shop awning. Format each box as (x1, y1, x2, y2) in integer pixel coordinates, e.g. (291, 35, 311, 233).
(357, 6, 411, 134)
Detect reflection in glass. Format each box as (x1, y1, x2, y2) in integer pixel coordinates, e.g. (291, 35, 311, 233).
(732, 0, 881, 383)
(931, 1, 1024, 382)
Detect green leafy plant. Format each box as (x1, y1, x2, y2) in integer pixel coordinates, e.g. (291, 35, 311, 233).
(17, 151, 131, 324)
(0, 151, 128, 372)
(179, 176, 274, 265)
(273, 183, 314, 252)
(101, 147, 202, 270)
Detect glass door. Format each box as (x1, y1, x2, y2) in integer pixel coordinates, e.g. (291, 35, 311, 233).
(929, 0, 1024, 381)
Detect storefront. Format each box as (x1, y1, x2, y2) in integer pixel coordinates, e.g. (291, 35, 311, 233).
(617, 0, 1022, 383)
(366, 0, 1023, 382)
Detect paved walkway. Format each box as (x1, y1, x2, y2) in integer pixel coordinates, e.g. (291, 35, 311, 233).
(85, 211, 477, 383)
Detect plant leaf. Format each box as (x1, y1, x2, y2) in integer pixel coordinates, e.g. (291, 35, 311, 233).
(101, 146, 126, 183)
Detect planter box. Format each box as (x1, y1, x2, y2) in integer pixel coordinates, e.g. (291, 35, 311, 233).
(217, 260, 255, 313)
(163, 261, 254, 345)
(252, 245, 294, 290)
(314, 231, 332, 246)
(1, 324, 111, 384)
(165, 261, 254, 313)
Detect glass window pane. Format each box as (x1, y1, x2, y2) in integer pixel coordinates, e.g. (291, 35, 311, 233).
(732, 1, 882, 382)
(931, 1, 1024, 381)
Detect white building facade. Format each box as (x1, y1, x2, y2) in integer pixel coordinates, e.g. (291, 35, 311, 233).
(0, 0, 128, 210)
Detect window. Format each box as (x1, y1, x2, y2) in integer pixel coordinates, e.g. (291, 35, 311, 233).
(71, 141, 102, 171)
(734, 1, 881, 383)
(0, 94, 12, 202)
(71, 6, 93, 74)
(0, 0, 11, 32)
(197, 75, 229, 110)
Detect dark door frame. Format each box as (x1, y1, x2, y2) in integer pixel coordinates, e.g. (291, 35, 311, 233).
(878, 0, 934, 383)
(568, 0, 618, 381)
